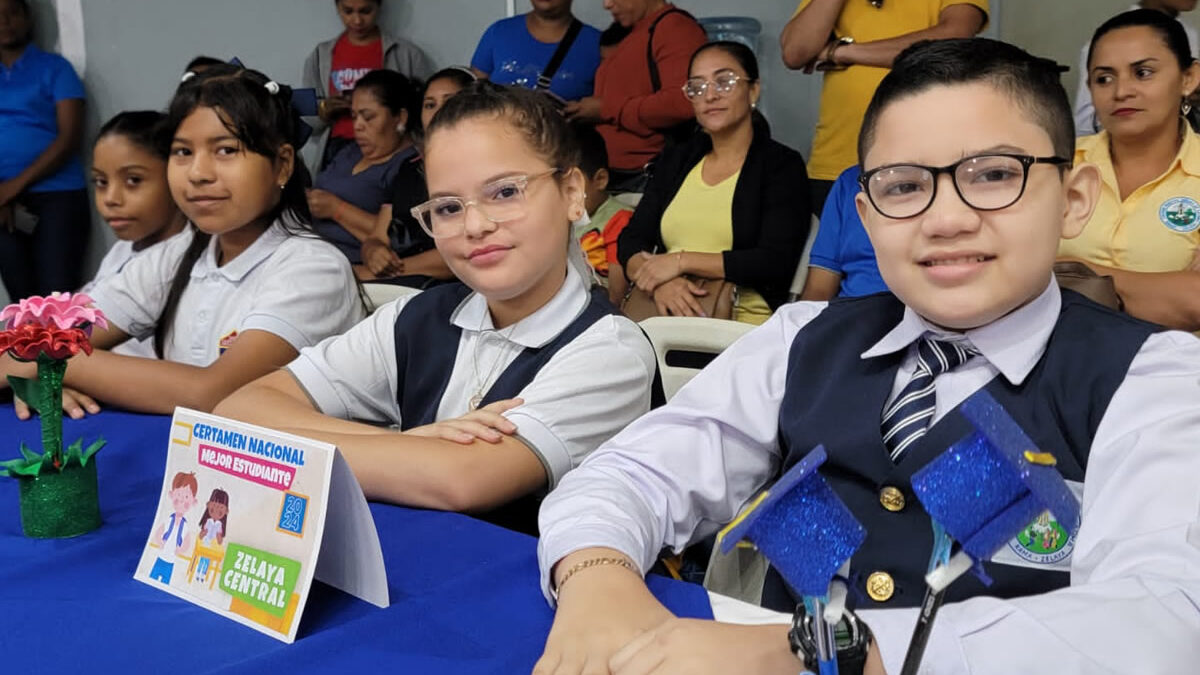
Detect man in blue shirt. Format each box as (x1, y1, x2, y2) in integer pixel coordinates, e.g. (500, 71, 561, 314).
(0, 0, 89, 300)
(800, 165, 890, 300)
(471, 0, 601, 104)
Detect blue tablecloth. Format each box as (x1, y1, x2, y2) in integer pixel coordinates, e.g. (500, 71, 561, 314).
(0, 409, 712, 673)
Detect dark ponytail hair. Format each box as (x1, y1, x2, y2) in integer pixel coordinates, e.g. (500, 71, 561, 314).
(96, 110, 170, 160)
(426, 81, 580, 173)
(689, 40, 760, 81)
(423, 66, 478, 98)
(1088, 9, 1196, 71)
(354, 69, 420, 129)
(155, 63, 315, 358)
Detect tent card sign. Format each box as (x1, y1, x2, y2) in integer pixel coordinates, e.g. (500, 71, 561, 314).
(134, 408, 389, 643)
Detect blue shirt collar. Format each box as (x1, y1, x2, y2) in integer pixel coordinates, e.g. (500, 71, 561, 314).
(0, 43, 41, 72)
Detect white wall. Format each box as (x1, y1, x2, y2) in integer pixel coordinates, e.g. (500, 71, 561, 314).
(11, 0, 1197, 306)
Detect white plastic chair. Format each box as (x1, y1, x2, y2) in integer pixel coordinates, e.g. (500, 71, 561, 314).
(639, 316, 754, 401)
(361, 283, 422, 313)
(788, 213, 821, 302)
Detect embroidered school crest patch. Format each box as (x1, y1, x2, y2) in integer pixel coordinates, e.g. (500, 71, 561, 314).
(1159, 196, 1200, 233)
(218, 330, 238, 356)
(1009, 510, 1075, 565)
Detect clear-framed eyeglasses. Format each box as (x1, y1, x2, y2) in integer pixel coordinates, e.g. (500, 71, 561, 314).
(410, 168, 561, 238)
(858, 153, 1072, 220)
(682, 71, 752, 100)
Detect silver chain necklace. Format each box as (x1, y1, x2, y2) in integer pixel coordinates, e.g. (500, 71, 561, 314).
(469, 315, 517, 410)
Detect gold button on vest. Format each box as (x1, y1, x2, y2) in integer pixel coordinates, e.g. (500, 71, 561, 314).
(866, 571, 895, 602)
(879, 486, 905, 512)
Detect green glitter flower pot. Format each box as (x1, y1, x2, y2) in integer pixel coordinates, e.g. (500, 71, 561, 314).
(17, 460, 101, 539)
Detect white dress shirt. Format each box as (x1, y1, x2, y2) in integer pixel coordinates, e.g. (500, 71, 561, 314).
(288, 265, 658, 488)
(82, 229, 193, 358)
(89, 219, 363, 365)
(538, 281, 1200, 674)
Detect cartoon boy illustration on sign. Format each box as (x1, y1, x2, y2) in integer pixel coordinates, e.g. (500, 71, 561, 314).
(148, 472, 199, 585)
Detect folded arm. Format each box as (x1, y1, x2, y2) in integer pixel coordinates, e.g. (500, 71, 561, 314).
(834, 4, 987, 69)
(216, 369, 546, 511)
(55, 329, 298, 414)
(1067, 259, 1200, 331)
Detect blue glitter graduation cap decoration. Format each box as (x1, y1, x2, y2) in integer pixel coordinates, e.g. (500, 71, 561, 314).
(717, 446, 864, 598)
(910, 389, 1081, 566)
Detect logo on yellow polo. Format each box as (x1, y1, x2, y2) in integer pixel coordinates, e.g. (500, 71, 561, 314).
(1159, 196, 1200, 233)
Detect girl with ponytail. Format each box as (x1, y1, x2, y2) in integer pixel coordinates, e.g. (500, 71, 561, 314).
(4, 64, 364, 419)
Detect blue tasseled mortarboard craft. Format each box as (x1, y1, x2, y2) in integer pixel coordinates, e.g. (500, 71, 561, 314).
(717, 446, 865, 598)
(910, 389, 1082, 566)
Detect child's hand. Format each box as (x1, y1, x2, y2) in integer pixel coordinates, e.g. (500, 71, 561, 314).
(633, 253, 683, 292)
(14, 386, 101, 420)
(609, 620, 799, 675)
(652, 277, 708, 317)
(403, 398, 524, 444)
(306, 189, 341, 220)
(534, 550, 672, 675)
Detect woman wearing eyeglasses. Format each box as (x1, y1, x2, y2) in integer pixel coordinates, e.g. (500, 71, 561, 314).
(215, 83, 658, 534)
(617, 41, 811, 324)
(1058, 10, 1200, 331)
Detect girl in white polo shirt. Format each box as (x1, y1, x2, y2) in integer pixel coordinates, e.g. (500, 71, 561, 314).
(83, 110, 190, 359)
(216, 83, 659, 533)
(3, 64, 363, 419)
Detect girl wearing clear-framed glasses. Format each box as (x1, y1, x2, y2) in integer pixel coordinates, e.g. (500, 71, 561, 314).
(216, 82, 659, 534)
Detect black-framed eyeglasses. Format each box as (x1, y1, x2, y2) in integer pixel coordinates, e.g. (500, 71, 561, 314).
(857, 154, 1072, 220)
(410, 168, 560, 238)
(682, 71, 752, 100)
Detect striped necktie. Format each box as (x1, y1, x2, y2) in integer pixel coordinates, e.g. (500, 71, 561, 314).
(881, 337, 978, 463)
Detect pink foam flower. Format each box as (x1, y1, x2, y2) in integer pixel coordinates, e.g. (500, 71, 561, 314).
(0, 292, 108, 331)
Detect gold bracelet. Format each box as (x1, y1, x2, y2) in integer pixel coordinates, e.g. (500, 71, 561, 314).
(552, 556, 639, 600)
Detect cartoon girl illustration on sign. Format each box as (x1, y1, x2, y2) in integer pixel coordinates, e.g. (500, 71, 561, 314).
(195, 488, 229, 584)
(149, 472, 198, 585)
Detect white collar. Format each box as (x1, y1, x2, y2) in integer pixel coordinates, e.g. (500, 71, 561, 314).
(450, 264, 588, 349)
(861, 280, 1061, 386)
(190, 220, 291, 282)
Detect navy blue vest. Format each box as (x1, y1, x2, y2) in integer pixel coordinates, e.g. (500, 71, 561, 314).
(391, 282, 659, 533)
(761, 291, 1157, 611)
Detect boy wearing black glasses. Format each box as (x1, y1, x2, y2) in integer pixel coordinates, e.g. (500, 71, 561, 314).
(536, 38, 1200, 675)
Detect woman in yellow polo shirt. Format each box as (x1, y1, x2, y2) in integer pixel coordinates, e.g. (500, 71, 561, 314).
(1062, 9, 1200, 330)
(618, 42, 811, 325)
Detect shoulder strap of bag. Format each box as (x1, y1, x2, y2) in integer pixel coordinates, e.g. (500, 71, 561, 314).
(646, 7, 694, 92)
(536, 18, 584, 91)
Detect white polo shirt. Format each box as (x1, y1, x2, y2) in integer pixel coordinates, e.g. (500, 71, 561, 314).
(89, 219, 363, 365)
(82, 229, 194, 359)
(287, 265, 658, 488)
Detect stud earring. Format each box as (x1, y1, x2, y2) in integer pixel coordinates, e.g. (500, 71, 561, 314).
(396, 123, 406, 134)
(1183, 99, 1194, 116)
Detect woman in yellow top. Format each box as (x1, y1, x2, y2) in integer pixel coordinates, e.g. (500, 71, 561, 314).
(618, 42, 811, 325)
(1062, 9, 1200, 330)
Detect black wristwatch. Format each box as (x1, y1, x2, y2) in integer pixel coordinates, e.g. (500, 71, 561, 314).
(789, 603, 874, 675)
